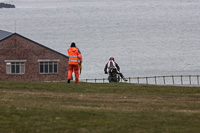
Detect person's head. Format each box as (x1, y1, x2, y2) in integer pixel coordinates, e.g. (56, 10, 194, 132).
(70, 42, 76, 47)
(109, 57, 115, 61)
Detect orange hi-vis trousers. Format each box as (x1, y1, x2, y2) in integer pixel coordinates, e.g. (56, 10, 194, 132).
(68, 64, 79, 83)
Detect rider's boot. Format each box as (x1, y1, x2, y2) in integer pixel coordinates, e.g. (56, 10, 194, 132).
(123, 77, 128, 81)
(119, 73, 128, 81)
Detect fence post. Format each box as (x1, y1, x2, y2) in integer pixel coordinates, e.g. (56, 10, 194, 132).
(155, 76, 157, 85)
(103, 78, 104, 83)
(86, 79, 88, 82)
(146, 77, 148, 84)
(95, 78, 96, 83)
(197, 75, 199, 85)
(172, 75, 174, 85)
(163, 76, 165, 85)
(129, 77, 131, 83)
(181, 75, 183, 85)
(189, 75, 191, 85)
(137, 77, 139, 84)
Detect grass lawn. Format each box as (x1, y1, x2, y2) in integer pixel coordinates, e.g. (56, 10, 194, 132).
(0, 81, 200, 133)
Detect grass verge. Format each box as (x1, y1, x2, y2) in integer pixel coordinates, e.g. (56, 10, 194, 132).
(0, 81, 200, 133)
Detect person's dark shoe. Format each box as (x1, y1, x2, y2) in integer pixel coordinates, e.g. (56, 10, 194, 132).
(67, 79, 70, 83)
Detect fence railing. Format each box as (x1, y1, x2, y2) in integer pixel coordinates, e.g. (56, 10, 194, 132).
(81, 75, 200, 85)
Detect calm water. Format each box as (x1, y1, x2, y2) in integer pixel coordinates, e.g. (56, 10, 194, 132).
(1, 0, 200, 79)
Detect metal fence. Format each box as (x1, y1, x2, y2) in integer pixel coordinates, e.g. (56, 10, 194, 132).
(81, 75, 200, 85)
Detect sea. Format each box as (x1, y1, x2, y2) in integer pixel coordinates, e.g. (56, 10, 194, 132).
(1, 0, 200, 81)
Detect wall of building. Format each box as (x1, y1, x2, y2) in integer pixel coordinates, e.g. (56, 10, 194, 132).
(0, 34, 69, 81)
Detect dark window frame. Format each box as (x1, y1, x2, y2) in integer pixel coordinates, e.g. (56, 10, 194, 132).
(39, 61, 58, 74)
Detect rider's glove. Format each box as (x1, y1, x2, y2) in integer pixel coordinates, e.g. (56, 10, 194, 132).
(105, 71, 108, 74)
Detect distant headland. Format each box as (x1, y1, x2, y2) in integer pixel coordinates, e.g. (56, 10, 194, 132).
(0, 2, 15, 8)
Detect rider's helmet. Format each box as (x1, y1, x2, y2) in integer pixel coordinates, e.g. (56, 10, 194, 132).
(109, 57, 115, 61)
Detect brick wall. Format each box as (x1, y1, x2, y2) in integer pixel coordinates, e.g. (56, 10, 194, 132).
(0, 34, 69, 81)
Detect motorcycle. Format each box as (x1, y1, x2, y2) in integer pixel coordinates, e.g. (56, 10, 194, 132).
(107, 67, 120, 83)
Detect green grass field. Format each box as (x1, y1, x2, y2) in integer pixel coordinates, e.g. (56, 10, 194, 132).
(0, 81, 200, 133)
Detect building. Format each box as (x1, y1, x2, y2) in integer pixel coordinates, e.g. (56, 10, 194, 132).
(0, 29, 69, 81)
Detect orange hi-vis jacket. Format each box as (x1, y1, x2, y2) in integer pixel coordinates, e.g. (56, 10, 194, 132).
(68, 47, 82, 65)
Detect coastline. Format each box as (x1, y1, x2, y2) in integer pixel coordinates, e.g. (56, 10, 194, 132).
(0, 2, 15, 8)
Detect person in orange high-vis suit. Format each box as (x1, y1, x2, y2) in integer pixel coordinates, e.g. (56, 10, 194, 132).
(67, 42, 83, 83)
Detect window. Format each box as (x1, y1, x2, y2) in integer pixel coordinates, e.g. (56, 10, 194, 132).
(5, 60, 26, 74)
(39, 61, 58, 74)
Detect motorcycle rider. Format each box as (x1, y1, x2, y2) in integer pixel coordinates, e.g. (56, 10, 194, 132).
(104, 57, 128, 81)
